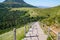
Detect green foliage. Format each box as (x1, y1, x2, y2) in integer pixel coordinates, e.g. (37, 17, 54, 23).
(0, 8, 40, 34)
(0, 24, 29, 40)
(47, 36, 52, 40)
(0, 1, 60, 40)
(0, 5, 60, 34)
(0, 9, 27, 30)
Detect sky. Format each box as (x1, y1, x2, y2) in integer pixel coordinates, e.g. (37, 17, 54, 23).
(24, 0, 60, 7)
(0, 0, 60, 7)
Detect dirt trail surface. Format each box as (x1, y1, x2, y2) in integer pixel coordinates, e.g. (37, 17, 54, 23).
(22, 22, 48, 40)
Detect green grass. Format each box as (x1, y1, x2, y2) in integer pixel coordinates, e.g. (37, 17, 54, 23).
(47, 36, 52, 40)
(0, 24, 29, 40)
(11, 6, 60, 27)
(0, 5, 60, 40)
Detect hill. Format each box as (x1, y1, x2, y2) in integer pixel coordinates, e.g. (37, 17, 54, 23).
(37, 6, 49, 8)
(40, 6, 60, 26)
(0, 6, 60, 34)
(0, 0, 35, 8)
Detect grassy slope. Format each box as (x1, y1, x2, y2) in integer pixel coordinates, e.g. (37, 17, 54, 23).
(11, 8, 44, 17)
(0, 8, 36, 34)
(0, 24, 30, 40)
(0, 8, 42, 40)
(0, 6, 60, 40)
(41, 6, 60, 26)
(11, 6, 60, 26)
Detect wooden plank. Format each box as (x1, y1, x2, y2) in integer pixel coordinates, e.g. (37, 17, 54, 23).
(50, 28, 58, 35)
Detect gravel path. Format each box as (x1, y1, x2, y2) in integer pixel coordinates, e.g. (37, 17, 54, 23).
(22, 22, 48, 40)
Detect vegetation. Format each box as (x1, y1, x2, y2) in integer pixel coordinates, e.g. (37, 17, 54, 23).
(0, 0, 60, 40)
(0, 5, 60, 34)
(1, 0, 35, 8)
(0, 8, 41, 34)
(0, 24, 30, 40)
(43, 6, 60, 26)
(0, 2, 60, 39)
(47, 36, 52, 40)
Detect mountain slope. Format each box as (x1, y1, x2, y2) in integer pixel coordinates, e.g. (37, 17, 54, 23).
(1, 0, 35, 8)
(4, 0, 26, 3)
(37, 6, 49, 8)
